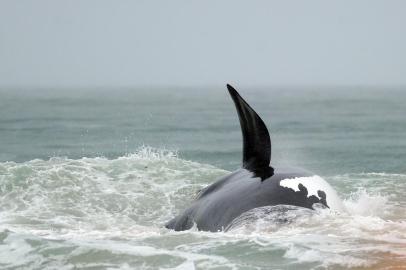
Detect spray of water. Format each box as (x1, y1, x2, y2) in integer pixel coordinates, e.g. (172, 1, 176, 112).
(0, 147, 404, 269)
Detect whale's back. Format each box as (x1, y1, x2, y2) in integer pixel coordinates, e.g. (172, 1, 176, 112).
(165, 168, 338, 232)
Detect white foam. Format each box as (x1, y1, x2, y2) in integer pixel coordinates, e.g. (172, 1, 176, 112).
(344, 189, 389, 216)
(0, 152, 405, 269)
(283, 245, 372, 268)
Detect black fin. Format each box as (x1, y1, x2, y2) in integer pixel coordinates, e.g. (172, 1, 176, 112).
(227, 84, 274, 179)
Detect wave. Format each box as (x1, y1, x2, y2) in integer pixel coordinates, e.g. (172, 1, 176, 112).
(0, 147, 405, 269)
(0, 147, 228, 235)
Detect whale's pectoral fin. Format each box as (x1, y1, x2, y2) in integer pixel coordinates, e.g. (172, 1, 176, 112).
(227, 84, 274, 179)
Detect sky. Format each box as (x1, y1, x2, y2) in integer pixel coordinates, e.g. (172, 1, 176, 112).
(0, 0, 405, 88)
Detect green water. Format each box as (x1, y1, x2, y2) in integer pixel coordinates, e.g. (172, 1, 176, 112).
(0, 87, 405, 269)
(2, 87, 406, 174)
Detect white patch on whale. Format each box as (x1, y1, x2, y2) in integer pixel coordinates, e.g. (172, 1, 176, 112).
(280, 175, 345, 212)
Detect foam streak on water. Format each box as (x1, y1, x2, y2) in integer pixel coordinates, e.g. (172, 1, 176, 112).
(0, 148, 405, 269)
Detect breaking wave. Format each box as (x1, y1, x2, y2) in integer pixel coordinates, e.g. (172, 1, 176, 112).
(0, 147, 405, 269)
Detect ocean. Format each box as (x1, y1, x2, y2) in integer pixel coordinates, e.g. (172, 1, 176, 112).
(0, 87, 405, 269)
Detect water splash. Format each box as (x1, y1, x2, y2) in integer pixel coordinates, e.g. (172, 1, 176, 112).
(0, 150, 405, 269)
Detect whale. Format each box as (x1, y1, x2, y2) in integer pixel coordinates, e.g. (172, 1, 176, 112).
(165, 84, 344, 232)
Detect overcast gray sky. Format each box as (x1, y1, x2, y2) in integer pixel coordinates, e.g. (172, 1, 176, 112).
(0, 0, 405, 88)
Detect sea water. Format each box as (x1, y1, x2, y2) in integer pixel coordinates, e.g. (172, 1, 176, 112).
(0, 87, 405, 269)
